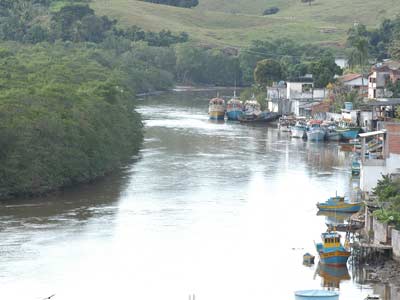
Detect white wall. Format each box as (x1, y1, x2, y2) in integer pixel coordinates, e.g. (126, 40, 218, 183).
(360, 154, 400, 192)
(344, 77, 368, 87)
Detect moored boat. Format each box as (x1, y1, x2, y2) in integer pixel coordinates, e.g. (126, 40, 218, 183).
(295, 290, 339, 300)
(325, 126, 341, 141)
(291, 121, 307, 138)
(208, 97, 225, 120)
(315, 231, 350, 266)
(316, 195, 362, 213)
(336, 123, 361, 140)
(226, 91, 243, 121)
(307, 121, 325, 141)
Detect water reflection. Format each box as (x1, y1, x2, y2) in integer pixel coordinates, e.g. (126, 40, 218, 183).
(317, 263, 351, 289)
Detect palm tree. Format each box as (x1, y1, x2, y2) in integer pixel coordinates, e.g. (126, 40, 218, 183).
(349, 37, 369, 89)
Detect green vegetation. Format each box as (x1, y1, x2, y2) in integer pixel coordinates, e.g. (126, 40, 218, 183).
(373, 175, 400, 229)
(139, 0, 199, 8)
(91, 0, 400, 48)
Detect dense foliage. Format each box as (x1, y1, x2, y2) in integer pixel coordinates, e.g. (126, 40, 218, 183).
(0, 44, 143, 197)
(140, 0, 199, 8)
(373, 175, 400, 229)
(239, 39, 340, 87)
(347, 18, 400, 60)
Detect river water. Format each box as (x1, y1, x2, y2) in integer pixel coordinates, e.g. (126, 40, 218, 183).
(0, 90, 380, 300)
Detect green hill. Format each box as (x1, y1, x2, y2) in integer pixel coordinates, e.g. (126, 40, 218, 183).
(91, 0, 400, 48)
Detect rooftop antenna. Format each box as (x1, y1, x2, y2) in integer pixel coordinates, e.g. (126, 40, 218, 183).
(233, 79, 237, 98)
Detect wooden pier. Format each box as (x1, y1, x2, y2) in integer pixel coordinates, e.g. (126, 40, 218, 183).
(351, 242, 393, 265)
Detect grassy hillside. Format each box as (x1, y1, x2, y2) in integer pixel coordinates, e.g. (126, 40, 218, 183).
(91, 0, 400, 48)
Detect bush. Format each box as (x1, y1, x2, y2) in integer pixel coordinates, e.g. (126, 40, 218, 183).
(263, 7, 279, 15)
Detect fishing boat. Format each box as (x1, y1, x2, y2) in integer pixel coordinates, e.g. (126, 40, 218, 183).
(295, 290, 339, 300)
(208, 97, 225, 120)
(226, 91, 243, 121)
(291, 121, 307, 138)
(303, 253, 315, 265)
(336, 123, 361, 140)
(325, 126, 341, 141)
(315, 231, 350, 266)
(307, 122, 326, 141)
(278, 116, 297, 132)
(316, 195, 362, 213)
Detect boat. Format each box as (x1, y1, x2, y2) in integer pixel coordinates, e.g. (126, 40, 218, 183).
(315, 231, 351, 266)
(325, 126, 341, 141)
(336, 123, 361, 140)
(307, 122, 326, 141)
(317, 262, 350, 289)
(238, 100, 279, 123)
(291, 121, 307, 138)
(316, 195, 362, 213)
(208, 97, 225, 120)
(303, 252, 315, 265)
(364, 295, 381, 300)
(278, 115, 298, 132)
(226, 91, 243, 121)
(294, 290, 339, 300)
(326, 222, 363, 232)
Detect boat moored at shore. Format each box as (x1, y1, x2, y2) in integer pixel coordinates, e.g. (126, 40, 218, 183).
(315, 231, 350, 266)
(291, 121, 307, 138)
(208, 97, 225, 120)
(226, 92, 243, 121)
(307, 121, 326, 141)
(317, 196, 363, 213)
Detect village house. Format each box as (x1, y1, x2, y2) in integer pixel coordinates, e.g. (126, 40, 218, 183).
(267, 76, 328, 116)
(368, 60, 400, 99)
(360, 122, 400, 193)
(339, 73, 368, 96)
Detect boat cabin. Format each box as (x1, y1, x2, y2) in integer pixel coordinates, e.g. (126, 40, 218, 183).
(321, 232, 342, 248)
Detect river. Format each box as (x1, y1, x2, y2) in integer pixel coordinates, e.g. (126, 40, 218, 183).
(0, 90, 382, 300)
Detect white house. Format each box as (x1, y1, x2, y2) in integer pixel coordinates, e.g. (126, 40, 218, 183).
(368, 60, 400, 99)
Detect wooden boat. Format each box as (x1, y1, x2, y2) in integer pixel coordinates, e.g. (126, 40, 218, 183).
(325, 126, 341, 141)
(303, 252, 315, 265)
(291, 121, 307, 138)
(336, 123, 361, 140)
(307, 122, 326, 141)
(226, 91, 243, 121)
(295, 290, 339, 300)
(315, 231, 350, 266)
(317, 196, 362, 213)
(326, 222, 363, 232)
(239, 100, 279, 123)
(208, 97, 225, 120)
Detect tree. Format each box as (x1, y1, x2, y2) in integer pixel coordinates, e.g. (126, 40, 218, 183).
(389, 34, 400, 61)
(308, 55, 342, 88)
(254, 59, 283, 87)
(348, 37, 369, 88)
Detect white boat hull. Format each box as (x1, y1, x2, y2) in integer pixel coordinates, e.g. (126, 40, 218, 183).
(307, 129, 325, 141)
(291, 127, 306, 138)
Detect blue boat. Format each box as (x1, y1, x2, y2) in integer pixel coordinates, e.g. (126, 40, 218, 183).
(336, 126, 361, 140)
(315, 231, 350, 266)
(295, 290, 339, 300)
(316, 196, 362, 213)
(226, 92, 243, 121)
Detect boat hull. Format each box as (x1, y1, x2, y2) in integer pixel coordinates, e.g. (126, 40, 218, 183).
(209, 111, 225, 120)
(319, 250, 350, 266)
(326, 132, 341, 141)
(338, 128, 361, 140)
(307, 130, 325, 141)
(291, 128, 306, 138)
(226, 110, 243, 121)
(317, 203, 362, 213)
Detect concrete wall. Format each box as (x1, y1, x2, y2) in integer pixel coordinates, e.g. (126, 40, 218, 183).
(360, 154, 400, 193)
(392, 229, 400, 261)
(373, 217, 389, 244)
